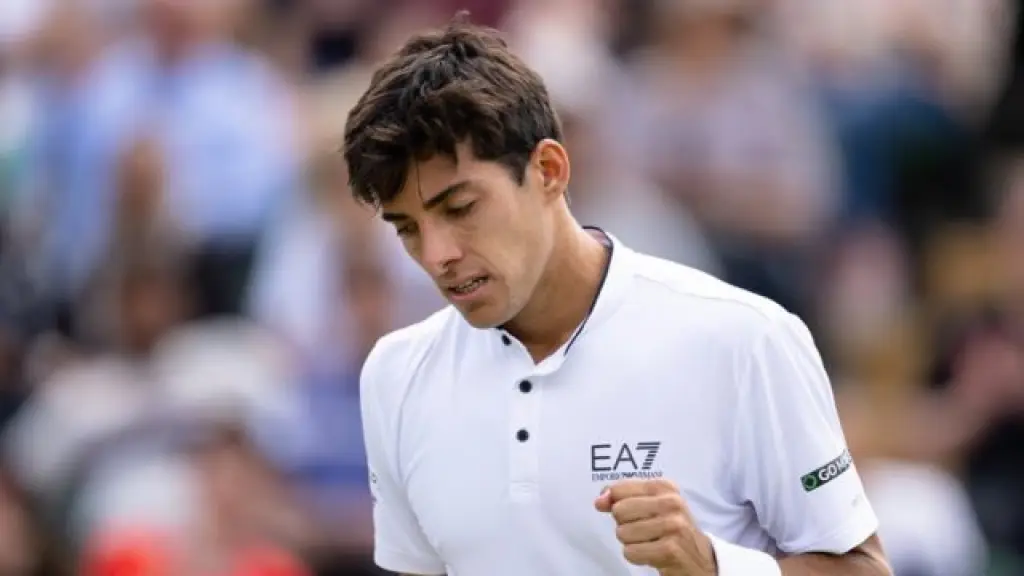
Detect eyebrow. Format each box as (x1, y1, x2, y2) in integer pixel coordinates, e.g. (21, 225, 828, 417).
(380, 180, 471, 223)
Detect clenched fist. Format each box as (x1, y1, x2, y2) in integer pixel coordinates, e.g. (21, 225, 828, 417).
(594, 479, 717, 576)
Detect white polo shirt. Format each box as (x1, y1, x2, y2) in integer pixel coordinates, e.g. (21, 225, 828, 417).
(360, 233, 878, 576)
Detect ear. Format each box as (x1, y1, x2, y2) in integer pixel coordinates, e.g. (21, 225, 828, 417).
(531, 139, 571, 203)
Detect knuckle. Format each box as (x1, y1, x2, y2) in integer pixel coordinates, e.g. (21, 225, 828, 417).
(622, 545, 645, 566)
(656, 493, 684, 511)
(656, 541, 677, 564)
(610, 501, 629, 523)
(614, 480, 634, 494)
(609, 483, 632, 501)
(663, 514, 688, 534)
(657, 478, 679, 492)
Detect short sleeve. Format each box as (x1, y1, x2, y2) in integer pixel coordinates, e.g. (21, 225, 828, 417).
(360, 345, 447, 575)
(733, 312, 878, 555)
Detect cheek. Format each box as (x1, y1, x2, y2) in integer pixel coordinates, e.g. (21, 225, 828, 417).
(491, 239, 542, 300)
(489, 207, 547, 275)
(399, 237, 422, 265)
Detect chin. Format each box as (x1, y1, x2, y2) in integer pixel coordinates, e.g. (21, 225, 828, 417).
(456, 302, 511, 330)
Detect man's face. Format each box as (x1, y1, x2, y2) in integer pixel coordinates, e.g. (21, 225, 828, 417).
(380, 142, 556, 328)
(119, 273, 186, 353)
(143, 0, 223, 51)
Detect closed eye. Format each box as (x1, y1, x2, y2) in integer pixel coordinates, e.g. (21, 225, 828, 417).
(395, 222, 417, 237)
(446, 201, 476, 218)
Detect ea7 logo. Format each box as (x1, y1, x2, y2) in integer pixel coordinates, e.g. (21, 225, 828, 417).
(590, 442, 663, 482)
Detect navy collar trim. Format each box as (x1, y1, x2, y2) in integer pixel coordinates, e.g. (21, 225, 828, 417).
(563, 226, 613, 355)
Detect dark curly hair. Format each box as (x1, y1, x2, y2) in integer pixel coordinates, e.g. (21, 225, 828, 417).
(342, 13, 563, 208)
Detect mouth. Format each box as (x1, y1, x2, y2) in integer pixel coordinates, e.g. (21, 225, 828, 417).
(446, 275, 490, 300)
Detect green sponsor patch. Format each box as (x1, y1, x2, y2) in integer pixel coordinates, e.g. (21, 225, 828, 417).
(801, 449, 853, 492)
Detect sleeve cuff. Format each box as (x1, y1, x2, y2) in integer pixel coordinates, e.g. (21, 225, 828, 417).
(781, 496, 879, 555)
(708, 534, 782, 576)
(374, 548, 446, 575)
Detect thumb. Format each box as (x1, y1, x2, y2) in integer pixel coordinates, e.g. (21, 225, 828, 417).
(594, 486, 613, 513)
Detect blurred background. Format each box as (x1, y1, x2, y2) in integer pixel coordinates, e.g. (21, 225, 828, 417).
(0, 0, 1022, 574)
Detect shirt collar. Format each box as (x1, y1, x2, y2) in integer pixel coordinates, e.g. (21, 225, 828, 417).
(495, 226, 634, 358)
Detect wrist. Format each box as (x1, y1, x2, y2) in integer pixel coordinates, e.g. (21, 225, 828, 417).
(706, 534, 781, 576)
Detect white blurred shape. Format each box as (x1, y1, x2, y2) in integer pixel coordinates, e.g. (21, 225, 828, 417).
(152, 319, 298, 427)
(2, 359, 148, 497)
(865, 460, 988, 576)
(504, 0, 612, 117)
(0, 0, 52, 47)
(72, 452, 199, 545)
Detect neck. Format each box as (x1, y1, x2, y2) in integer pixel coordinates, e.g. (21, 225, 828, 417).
(503, 214, 609, 361)
(153, 32, 216, 69)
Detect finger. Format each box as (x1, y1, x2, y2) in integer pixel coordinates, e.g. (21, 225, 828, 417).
(622, 540, 675, 568)
(606, 478, 678, 504)
(605, 480, 659, 503)
(609, 496, 662, 524)
(612, 492, 688, 525)
(615, 515, 686, 545)
(594, 487, 613, 513)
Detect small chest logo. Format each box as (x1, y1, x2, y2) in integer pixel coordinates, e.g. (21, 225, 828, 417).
(590, 441, 663, 482)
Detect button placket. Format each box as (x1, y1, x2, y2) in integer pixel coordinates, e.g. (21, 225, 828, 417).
(509, 373, 542, 499)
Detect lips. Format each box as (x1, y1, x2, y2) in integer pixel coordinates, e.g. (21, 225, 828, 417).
(452, 277, 484, 293)
(446, 275, 489, 297)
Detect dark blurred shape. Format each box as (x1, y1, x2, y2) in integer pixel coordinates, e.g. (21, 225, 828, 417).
(0, 316, 28, 432)
(890, 107, 988, 278)
(189, 242, 258, 320)
(928, 305, 1024, 560)
(985, 0, 1024, 149)
(0, 467, 66, 576)
(77, 234, 193, 357)
(606, 0, 656, 59)
(112, 136, 166, 245)
(306, 552, 382, 576)
(62, 135, 189, 352)
(928, 306, 1013, 390)
(117, 244, 192, 357)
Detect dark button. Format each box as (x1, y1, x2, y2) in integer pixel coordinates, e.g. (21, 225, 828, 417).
(501, 334, 511, 346)
(516, 429, 530, 442)
(518, 380, 532, 393)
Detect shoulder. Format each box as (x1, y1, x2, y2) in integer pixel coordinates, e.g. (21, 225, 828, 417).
(359, 306, 463, 413)
(625, 254, 828, 398)
(626, 251, 796, 344)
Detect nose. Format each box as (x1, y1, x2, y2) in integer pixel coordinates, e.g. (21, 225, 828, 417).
(420, 223, 463, 278)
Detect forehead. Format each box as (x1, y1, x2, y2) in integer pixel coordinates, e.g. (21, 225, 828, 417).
(384, 145, 517, 211)
(407, 152, 462, 193)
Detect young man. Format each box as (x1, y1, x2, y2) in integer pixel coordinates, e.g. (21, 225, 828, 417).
(343, 16, 891, 576)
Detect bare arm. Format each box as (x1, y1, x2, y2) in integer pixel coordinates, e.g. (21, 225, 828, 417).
(777, 535, 892, 576)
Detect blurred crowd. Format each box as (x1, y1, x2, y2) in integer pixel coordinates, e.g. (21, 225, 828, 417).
(0, 0, 1023, 574)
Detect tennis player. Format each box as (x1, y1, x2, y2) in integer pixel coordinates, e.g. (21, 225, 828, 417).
(343, 15, 892, 576)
